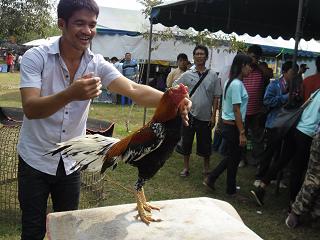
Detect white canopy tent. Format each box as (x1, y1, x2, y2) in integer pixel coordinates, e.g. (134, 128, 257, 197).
(94, 6, 236, 72)
(91, 34, 236, 73)
(23, 6, 320, 74)
(235, 33, 320, 53)
(23, 36, 60, 46)
(93, 6, 320, 74)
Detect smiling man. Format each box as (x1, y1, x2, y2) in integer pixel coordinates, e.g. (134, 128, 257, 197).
(17, 0, 191, 239)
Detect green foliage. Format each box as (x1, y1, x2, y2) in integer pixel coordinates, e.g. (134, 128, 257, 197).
(138, 0, 246, 53)
(228, 35, 247, 53)
(179, 29, 247, 52)
(142, 27, 175, 51)
(137, 0, 163, 18)
(0, 0, 59, 43)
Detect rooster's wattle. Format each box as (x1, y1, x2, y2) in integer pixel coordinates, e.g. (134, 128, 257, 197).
(48, 83, 189, 224)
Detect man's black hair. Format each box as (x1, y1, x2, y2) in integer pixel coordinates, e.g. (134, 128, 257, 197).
(57, 0, 99, 23)
(259, 61, 268, 68)
(247, 44, 263, 57)
(193, 45, 209, 58)
(177, 53, 188, 61)
(282, 61, 299, 73)
(111, 57, 118, 62)
(316, 56, 320, 72)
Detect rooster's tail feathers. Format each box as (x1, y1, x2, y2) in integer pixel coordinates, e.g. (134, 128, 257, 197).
(47, 134, 120, 172)
(100, 157, 118, 174)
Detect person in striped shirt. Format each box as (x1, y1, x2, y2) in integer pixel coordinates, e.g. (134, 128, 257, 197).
(241, 45, 265, 166)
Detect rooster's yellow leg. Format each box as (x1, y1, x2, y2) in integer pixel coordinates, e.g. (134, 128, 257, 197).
(135, 189, 161, 225)
(139, 187, 160, 212)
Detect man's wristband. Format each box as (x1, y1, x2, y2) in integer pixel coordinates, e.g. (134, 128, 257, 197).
(239, 129, 245, 135)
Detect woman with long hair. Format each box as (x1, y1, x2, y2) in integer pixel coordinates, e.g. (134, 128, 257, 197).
(204, 53, 252, 195)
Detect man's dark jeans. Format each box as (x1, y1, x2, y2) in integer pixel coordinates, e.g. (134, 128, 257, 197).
(245, 113, 265, 165)
(261, 129, 312, 201)
(18, 156, 80, 240)
(255, 128, 282, 180)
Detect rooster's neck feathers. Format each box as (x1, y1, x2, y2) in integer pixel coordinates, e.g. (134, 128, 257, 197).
(152, 94, 178, 123)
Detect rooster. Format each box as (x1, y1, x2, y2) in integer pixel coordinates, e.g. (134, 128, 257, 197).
(48, 83, 189, 224)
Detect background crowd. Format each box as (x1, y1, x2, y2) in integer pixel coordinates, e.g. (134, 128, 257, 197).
(108, 44, 320, 230)
(0, 51, 22, 73)
(4, 19, 320, 238)
(106, 44, 320, 231)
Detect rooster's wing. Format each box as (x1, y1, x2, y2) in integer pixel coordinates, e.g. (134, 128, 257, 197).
(101, 122, 165, 173)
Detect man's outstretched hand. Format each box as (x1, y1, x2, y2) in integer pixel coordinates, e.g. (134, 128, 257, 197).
(67, 72, 102, 101)
(179, 97, 192, 126)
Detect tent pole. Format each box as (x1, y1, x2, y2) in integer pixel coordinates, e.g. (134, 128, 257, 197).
(143, 19, 154, 126)
(289, 0, 304, 105)
(292, 0, 304, 66)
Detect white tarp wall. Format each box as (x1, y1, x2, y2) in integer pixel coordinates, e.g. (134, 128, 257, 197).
(92, 34, 236, 73)
(94, 6, 236, 72)
(23, 36, 60, 46)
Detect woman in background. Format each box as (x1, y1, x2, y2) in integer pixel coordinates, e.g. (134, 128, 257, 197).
(204, 54, 252, 195)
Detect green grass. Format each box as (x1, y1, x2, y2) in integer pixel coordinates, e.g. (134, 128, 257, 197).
(0, 73, 319, 240)
(0, 73, 21, 109)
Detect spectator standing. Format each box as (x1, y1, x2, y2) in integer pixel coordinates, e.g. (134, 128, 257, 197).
(6, 52, 14, 73)
(166, 53, 188, 88)
(17, 55, 23, 71)
(298, 63, 309, 79)
(174, 45, 222, 177)
(121, 52, 139, 105)
(150, 66, 167, 92)
(110, 56, 123, 74)
(286, 121, 320, 228)
(253, 61, 294, 187)
(16, 1, 191, 239)
(251, 89, 320, 206)
(302, 56, 320, 101)
(241, 45, 265, 166)
(122, 52, 139, 82)
(259, 61, 274, 92)
(204, 54, 252, 195)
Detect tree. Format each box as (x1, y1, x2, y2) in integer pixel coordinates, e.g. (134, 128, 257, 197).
(137, 0, 163, 18)
(0, 0, 59, 44)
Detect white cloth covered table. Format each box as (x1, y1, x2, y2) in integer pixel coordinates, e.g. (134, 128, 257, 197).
(46, 197, 262, 240)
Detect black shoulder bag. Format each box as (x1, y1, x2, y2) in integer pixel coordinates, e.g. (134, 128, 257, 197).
(271, 89, 320, 139)
(175, 69, 210, 154)
(188, 69, 210, 126)
(188, 69, 210, 124)
(189, 69, 210, 97)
